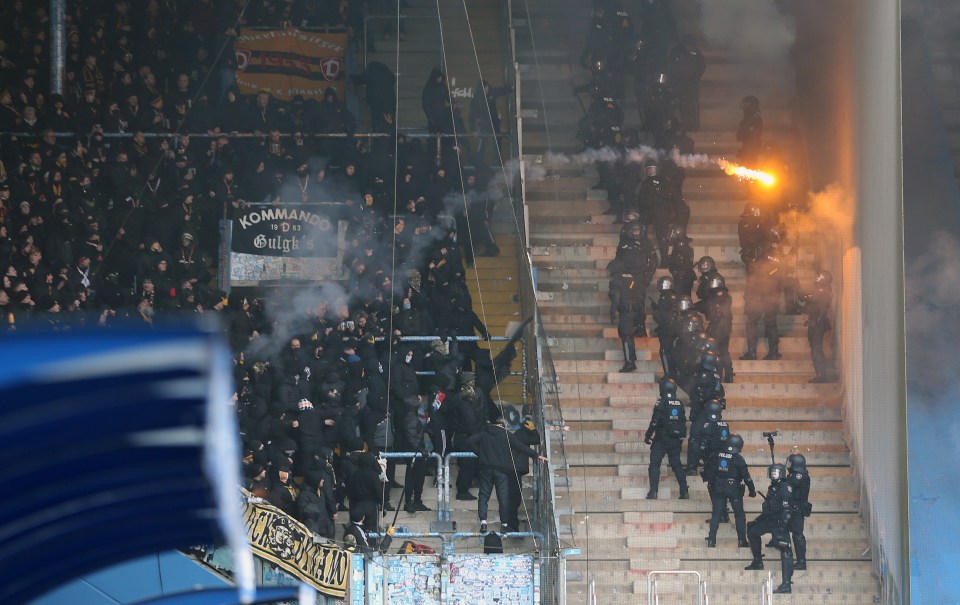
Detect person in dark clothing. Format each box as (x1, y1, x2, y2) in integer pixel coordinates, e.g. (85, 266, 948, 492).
(745, 464, 795, 594)
(469, 416, 547, 532)
(343, 507, 395, 554)
(706, 434, 754, 548)
(667, 37, 706, 131)
(470, 79, 511, 164)
(608, 222, 659, 372)
(799, 270, 837, 383)
(785, 453, 812, 570)
(347, 452, 388, 533)
(644, 378, 689, 500)
(742, 248, 782, 360)
(652, 275, 679, 379)
(505, 417, 541, 532)
(296, 472, 336, 539)
(451, 371, 483, 500)
(267, 466, 299, 517)
(666, 224, 696, 297)
(353, 61, 397, 133)
(737, 95, 763, 164)
(704, 275, 735, 382)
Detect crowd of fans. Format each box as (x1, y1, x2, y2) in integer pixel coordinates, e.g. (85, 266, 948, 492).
(0, 0, 538, 547)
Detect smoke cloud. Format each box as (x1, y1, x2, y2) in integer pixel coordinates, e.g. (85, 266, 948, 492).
(695, 0, 795, 65)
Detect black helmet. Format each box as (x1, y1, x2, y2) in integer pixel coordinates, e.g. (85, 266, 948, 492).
(698, 336, 719, 355)
(627, 223, 646, 241)
(659, 377, 678, 399)
(725, 434, 744, 454)
(623, 209, 641, 223)
(742, 202, 761, 218)
(644, 164, 659, 179)
(786, 454, 807, 474)
(741, 95, 760, 113)
(768, 463, 787, 482)
(676, 294, 693, 312)
(697, 256, 715, 274)
(705, 399, 724, 421)
(667, 223, 686, 244)
(815, 270, 833, 285)
(701, 352, 719, 372)
(708, 275, 726, 291)
(680, 312, 704, 334)
(657, 275, 675, 292)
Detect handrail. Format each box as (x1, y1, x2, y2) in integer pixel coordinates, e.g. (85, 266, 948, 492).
(647, 570, 707, 605)
(7, 130, 507, 139)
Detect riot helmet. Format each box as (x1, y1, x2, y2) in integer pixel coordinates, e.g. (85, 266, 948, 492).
(676, 294, 693, 312)
(705, 400, 724, 421)
(681, 312, 705, 334)
(644, 163, 659, 179)
(627, 224, 645, 241)
(768, 463, 787, 482)
(741, 95, 760, 114)
(786, 454, 807, 474)
(725, 434, 744, 454)
(697, 256, 715, 275)
(742, 202, 761, 218)
(701, 352, 720, 373)
(815, 270, 832, 285)
(657, 275, 675, 292)
(708, 275, 726, 291)
(623, 210, 641, 224)
(659, 377, 678, 399)
(667, 223, 686, 244)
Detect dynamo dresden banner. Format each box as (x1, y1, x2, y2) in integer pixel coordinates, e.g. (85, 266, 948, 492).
(228, 204, 347, 284)
(234, 28, 347, 101)
(243, 499, 350, 598)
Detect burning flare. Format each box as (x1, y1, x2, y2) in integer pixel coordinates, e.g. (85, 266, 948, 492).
(716, 159, 776, 186)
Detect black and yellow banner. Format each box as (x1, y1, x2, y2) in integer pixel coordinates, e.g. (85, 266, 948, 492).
(243, 499, 350, 598)
(234, 28, 347, 101)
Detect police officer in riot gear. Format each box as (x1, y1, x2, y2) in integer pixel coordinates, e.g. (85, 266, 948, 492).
(674, 307, 706, 391)
(652, 275, 679, 379)
(690, 399, 729, 476)
(705, 433, 754, 547)
(799, 269, 836, 383)
(742, 245, 782, 360)
(667, 36, 706, 131)
(745, 464, 795, 594)
(685, 358, 722, 472)
(695, 256, 723, 304)
(666, 224, 696, 296)
(704, 275, 735, 382)
(786, 453, 811, 570)
(644, 378, 689, 499)
(608, 227, 658, 372)
(638, 163, 674, 266)
(738, 202, 778, 268)
(737, 95, 763, 164)
(618, 210, 644, 245)
(577, 97, 624, 193)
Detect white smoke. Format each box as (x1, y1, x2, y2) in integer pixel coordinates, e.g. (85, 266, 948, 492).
(696, 0, 795, 64)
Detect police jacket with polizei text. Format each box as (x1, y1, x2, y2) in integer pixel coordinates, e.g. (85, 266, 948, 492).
(762, 480, 794, 525)
(645, 397, 687, 441)
(468, 423, 541, 474)
(699, 419, 730, 459)
(708, 451, 754, 493)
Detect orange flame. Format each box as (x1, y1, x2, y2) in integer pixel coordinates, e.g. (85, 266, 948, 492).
(716, 159, 776, 186)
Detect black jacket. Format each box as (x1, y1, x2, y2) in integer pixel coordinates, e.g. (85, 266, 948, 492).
(469, 423, 541, 474)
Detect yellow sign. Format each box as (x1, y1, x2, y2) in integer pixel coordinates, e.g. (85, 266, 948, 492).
(234, 28, 348, 101)
(243, 499, 350, 597)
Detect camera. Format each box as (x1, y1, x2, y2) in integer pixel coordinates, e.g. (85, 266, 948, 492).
(762, 430, 779, 438)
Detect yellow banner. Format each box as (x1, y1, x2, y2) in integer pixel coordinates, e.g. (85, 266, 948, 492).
(234, 28, 348, 101)
(243, 499, 350, 597)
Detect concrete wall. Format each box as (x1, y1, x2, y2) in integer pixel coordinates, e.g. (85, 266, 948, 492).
(794, 1, 908, 602)
(854, 1, 909, 602)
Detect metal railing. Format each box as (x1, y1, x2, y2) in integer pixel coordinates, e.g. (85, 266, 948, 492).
(647, 570, 709, 605)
